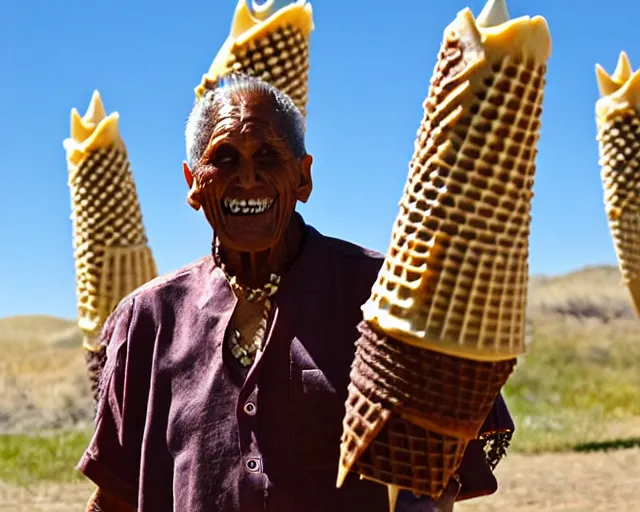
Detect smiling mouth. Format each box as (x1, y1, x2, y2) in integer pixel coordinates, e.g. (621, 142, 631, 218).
(222, 197, 275, 215)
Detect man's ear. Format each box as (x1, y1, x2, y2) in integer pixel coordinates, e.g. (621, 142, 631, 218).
(183, 161, 194, 188)
(296, 154, 313, 203)
(183, 161, 201, 210)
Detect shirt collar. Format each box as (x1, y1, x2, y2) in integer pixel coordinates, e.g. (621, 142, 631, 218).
(200, 211, 330, 308)
(278, 212, 331, 293)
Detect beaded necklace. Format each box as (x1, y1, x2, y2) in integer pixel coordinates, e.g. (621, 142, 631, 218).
(214, 239, 281, 368)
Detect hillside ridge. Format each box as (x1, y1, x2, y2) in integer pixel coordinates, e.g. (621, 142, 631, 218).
(0, 264, 632, 340)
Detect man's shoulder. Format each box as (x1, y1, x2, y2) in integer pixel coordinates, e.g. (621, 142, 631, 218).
(320, 233, 385, 263)
(312, 231, 385, 291)
(123, 256, 213, 305)
(104, 256, 214, 343)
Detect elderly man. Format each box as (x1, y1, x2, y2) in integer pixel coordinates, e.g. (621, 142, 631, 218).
(78, 74, 513, 512)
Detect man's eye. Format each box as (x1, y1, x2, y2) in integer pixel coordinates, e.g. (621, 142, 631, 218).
(211, 144, 239, 166)
(254, 144, 277, 162)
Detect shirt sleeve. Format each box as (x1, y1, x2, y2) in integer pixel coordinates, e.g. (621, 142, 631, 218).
(76, 297, 147, 508)
(455, 393, 515, 501)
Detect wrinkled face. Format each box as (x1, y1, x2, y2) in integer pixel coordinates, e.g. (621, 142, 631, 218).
(185, 93, 312, 253)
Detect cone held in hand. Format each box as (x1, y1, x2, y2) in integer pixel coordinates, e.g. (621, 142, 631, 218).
(361, 0, 551, 362)
(338, 322, 515, 501)
(339, 380, 468, 501)
(63, 91, 158, 358)
(352, 322, 516, 439)
(339, 0, 550, 505)
(195, 0, 314, 116)
(595, 51, 640, 316)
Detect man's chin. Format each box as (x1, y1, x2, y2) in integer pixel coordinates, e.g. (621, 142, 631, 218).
(217, 216, 281, 253)
(218, 234, 278, 253)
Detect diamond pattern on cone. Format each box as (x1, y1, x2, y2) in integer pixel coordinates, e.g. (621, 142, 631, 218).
(361, 12, 549, 361)
(196, 16, 311, 116)
(353, 322, 516, 439)
(354, 407, 467, 500)
(597, 111, 640, 315)
(69, 147, 158, 339)
(337, 382, 392, 488)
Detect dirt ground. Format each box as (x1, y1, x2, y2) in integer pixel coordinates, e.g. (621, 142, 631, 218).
(0, 449, 638, 511)
(457, 448, 640, 511)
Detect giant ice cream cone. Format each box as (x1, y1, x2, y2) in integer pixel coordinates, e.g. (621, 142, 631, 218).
(195, 0, 314, 116)
(338, 0, 551, 504)
(595, 52, 640, 317)
(362, 0, 550, 362)
(63, 91, 158, 401)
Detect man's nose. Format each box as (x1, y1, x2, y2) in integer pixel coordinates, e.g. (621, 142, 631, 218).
(236, 162, 258, 189)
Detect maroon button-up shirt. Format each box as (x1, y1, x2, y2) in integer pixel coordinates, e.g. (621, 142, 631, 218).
(78, 216, 513, 511)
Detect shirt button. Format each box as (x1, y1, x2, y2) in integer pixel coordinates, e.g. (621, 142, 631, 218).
(246, 458, 260, 472)
(243, 402, 257, 416)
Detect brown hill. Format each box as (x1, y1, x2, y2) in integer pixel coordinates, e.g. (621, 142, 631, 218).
(528, 265, 635, 322)
(0, 264, 631, 347)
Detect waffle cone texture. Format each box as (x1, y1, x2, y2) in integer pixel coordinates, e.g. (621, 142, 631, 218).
(340, 381, 467, 500)
(595, 52, 640, 316)
(195, 0, 314, 116)
(63, 91, 158, 347)
(352, 322, 516, 439)
(338, 322, 514, 499)
(361, 5, 551, 361)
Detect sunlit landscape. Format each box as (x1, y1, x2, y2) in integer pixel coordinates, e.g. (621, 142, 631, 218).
(1, 265, 638, 510)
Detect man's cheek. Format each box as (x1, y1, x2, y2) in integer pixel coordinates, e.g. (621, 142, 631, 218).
(200, 193, 222, 226)
(186, 183, 202, 210)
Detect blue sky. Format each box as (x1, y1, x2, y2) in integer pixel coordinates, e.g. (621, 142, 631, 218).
(0, 0, 637, 319)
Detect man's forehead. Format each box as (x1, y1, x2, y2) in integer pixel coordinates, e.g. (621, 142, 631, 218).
(214, 93, 280, 131)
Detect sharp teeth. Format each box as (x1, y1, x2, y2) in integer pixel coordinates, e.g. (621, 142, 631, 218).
(223, 197, 274, 214)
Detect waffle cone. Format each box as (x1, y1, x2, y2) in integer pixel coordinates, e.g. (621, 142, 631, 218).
(85, 344, 107, 404)
(337, 382, 392, 489)
(63, 91, 158, 345)
(361, 5, 551, 361)
(195, 0, 314, 116)
(338, 382, 467, 500)
(353, 322, 515, 439)
(595, 53, 640, 317)
(629, 279, 640, 316)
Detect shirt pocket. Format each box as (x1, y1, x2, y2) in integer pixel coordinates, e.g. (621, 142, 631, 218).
(292, 368, 346, 472)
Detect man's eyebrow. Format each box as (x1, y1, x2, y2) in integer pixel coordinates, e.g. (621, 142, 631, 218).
(210, 116, 237, 137)
(201, 132, 233, 160)
(239, 112, 279, 132)
(239, 113, 272, 125)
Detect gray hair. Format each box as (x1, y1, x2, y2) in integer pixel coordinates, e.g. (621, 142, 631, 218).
(185, 74, 307, 167)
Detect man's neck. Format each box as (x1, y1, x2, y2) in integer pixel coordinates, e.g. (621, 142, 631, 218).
(216, 215, 304, 288)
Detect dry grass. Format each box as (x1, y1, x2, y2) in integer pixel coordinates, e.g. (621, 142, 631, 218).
(527, 265, 636, 322)
(506, 316, 640, 452)
(0, 316, 93, 434)
(0, 431, 90, 486)
(457, 448, 640, 511)
(506, 265, 640, 452)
